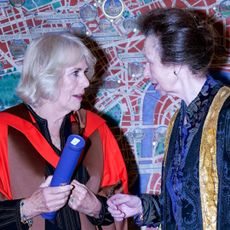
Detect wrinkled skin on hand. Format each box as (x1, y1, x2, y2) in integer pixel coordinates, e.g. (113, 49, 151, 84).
(21, 176, 73, 218)
(68, 180, 102, 218)
(107, 194, 143, 221)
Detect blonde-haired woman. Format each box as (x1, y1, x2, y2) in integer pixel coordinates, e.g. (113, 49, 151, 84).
(0, 33, 128, 230)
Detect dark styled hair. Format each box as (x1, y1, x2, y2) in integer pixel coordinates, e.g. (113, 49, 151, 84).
(138, 8, 215, 75)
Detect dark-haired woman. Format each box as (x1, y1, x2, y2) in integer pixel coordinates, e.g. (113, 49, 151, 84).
(107, 8, 230, 230)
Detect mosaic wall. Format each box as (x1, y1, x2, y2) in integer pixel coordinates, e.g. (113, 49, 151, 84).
(0, 1, 230, 229)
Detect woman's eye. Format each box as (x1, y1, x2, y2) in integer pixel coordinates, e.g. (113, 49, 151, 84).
(72, 71, 79, 77)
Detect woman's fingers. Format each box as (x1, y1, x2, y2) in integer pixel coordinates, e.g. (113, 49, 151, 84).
(22, 180, 73, 217)
(68, 180, 101, 217)
(40, 176, 53, 188)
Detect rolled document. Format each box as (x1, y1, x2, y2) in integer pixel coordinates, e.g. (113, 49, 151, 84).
(42, 134, 85, 219)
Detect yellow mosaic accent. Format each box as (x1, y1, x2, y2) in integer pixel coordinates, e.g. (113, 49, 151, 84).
(199, 86, 230, 230)
(163, 110, 179, 166)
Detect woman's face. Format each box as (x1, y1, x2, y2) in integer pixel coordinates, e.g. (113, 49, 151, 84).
(55, 58, 90, 113)
(143, 35, 178, 96)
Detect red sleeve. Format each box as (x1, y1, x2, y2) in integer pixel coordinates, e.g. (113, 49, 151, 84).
(0, 123, 12, 200)
(98, 124, 128, 193)
(84, 111, 128, 193)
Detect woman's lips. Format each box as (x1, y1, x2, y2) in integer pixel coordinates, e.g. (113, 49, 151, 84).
(73, 94, 83, 100)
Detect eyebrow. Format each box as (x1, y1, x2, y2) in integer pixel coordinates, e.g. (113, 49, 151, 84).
(71, 68, 81, 72)
(69, 68, 83, 72)
(69, 67, 89, 73)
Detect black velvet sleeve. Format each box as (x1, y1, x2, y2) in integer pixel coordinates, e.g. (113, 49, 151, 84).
(217, 97, 230, 228)
(224, 100, 230, 159)
(133, 194, 161, 227)
(0, 199, 28, 230)
(87, 195, 114, 226)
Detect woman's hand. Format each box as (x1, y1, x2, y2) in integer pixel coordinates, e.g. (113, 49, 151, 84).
(68, 180, 101, 217)
(107, 194, 143, 221)
(21, 176, 73, 218)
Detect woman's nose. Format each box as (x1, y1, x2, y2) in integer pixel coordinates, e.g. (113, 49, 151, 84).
(144, 63, 151, 79)
(144, 63, 157, 84)
(82, 74, 90, 88)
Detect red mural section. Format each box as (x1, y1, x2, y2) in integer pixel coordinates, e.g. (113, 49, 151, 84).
(0, 2, 229, 229)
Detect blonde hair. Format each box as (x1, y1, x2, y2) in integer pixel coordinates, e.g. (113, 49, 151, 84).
(16, 33, 96, 107)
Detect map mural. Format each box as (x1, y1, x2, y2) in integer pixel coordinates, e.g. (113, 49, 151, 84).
(0, 1, 230, 229)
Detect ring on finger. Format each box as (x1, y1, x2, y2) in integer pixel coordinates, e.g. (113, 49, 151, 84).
(70, 196, 75, 204)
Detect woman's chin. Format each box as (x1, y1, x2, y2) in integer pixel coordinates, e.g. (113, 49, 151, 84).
(159, 90, 167, 96)
(154, 85, 166, 96)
